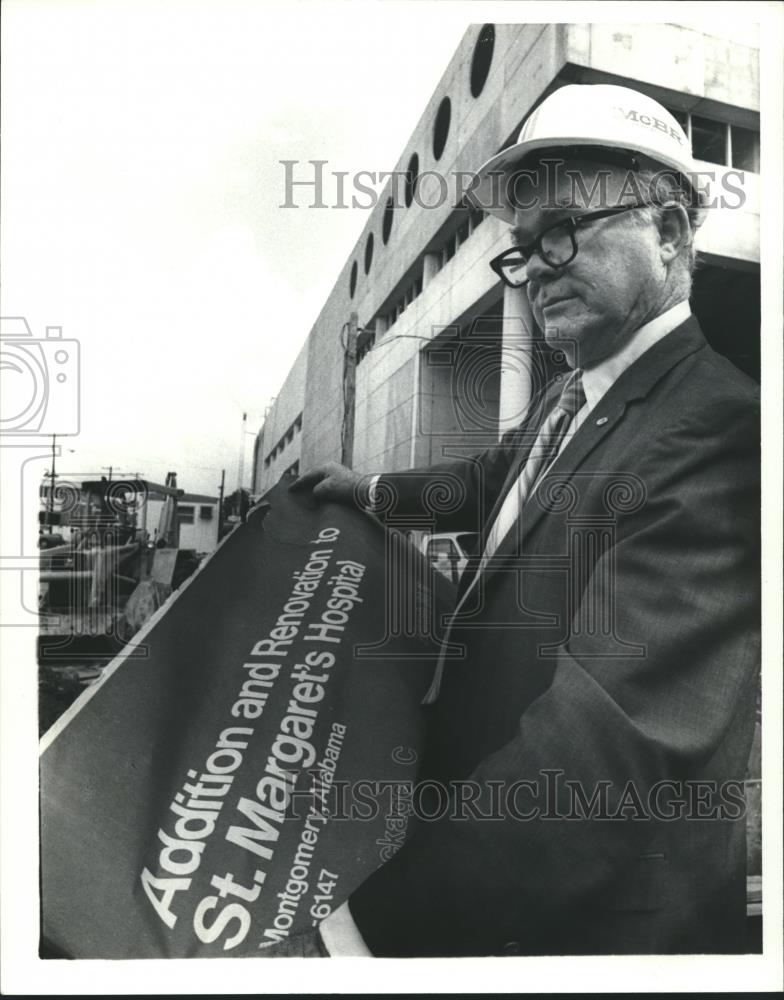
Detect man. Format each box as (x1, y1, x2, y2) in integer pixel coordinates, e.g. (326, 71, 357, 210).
(281, 84, 760, 956)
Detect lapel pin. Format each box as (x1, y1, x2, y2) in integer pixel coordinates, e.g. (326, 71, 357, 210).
(595, 416, 608, 426)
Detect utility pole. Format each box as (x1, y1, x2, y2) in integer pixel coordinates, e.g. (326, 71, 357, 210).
(341, 312, 358, 468)
(218, 469, 225, 542)
(237, 413, 247, 492)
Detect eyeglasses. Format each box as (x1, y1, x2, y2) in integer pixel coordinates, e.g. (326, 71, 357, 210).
(489, 204, 654, 288)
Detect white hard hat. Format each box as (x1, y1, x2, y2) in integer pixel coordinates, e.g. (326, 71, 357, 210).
(469, 83, 705, 224)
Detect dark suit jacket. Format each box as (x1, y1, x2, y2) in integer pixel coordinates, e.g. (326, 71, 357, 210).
(348, 317, 760, 956)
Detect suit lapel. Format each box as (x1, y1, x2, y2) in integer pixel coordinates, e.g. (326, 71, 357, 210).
(489, 398, 627, 566)
(477, 317, 708, 586)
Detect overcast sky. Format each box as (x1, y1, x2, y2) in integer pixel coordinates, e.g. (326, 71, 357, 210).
(2, 0, 474, 495)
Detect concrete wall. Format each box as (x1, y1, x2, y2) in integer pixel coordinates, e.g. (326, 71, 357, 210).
(563, 22, 759, 116)
(695, 169, 759, 264)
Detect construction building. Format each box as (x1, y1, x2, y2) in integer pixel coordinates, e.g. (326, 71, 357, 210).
(252, 21, 759, 494)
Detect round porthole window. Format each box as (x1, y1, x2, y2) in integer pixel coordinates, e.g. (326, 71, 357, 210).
(364, 232, 374, 275)
(433, 97, 451, 161)
(382, 197, 394, 244)
(470, 24, 495, 98)
(405, 152, 419, 207)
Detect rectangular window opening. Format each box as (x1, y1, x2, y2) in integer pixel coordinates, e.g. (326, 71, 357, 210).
(732, 125, 760, 173)
(178, 506, 195, 525)
(691, 114, 727, 165)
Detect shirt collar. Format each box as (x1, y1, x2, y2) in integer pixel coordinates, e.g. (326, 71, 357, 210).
(581, 300, 691, 412)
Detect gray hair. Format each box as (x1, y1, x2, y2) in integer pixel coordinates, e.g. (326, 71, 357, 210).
(634, 167, 701, 279)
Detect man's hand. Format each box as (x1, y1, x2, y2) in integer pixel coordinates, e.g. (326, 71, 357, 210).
(290, 462, 362, 505)
(258, 927, 329, 957)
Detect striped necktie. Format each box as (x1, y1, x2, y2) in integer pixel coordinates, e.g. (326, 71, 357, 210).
(477, 368, 586, 572)
(421, 370, 586, 707)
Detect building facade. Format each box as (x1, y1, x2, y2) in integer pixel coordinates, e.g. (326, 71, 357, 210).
(176, 493, 220, 553)
(253, 342, 307, 493)
(144, 490, 220, 553)
(252, 21, 759, 494)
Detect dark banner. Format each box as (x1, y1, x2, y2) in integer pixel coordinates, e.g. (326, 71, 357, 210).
(40, 478, 452, 958)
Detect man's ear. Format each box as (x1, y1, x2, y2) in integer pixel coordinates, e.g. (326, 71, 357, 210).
(657, 203, 692, 264)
